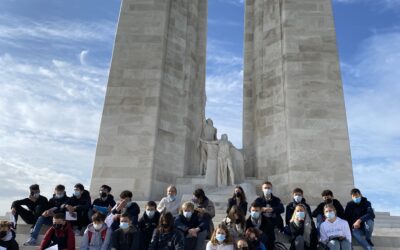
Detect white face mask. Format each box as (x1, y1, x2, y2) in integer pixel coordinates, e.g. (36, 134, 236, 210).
(263, 188, 272, 196)
(93, 223, 103, 230)
(294, 195, 302, 203)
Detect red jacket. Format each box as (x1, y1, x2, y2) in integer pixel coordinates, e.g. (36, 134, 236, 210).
(39, 222, 75, 250)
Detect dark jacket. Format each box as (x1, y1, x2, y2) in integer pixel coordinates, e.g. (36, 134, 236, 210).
(39, 222, 75, 250)
(285, 198, 312, 226)
(226, 197, 248, 215)
(111, 226, 141, 250)
(245, 215, 275, 250)
(175, 212, 207, 236)
(312, 199, 345, 219)
(112, 203, 141, 226)
(138, 211, 161, 250)
(47, 194, 70, 214)
(254, 194, 284, 229)
(92, 195, 116, 210)
(344, 197, 375, 228)
(289, 221, 317, 250)
(0, 231, 19, 250)
(66, 190, 91, 212)
(148, 229, 184, 250)
(11, 195, 48, 215)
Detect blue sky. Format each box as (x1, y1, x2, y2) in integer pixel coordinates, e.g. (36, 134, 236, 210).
(0, 0, 399, 215)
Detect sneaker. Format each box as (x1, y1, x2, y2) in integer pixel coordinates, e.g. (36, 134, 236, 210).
(23, 237, 37, 246)
(366, 239, 374, 247)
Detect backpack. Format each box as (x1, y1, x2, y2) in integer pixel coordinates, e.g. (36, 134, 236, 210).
(88, 229, 107, 243)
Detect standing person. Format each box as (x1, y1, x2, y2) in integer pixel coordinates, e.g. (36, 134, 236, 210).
(110, 190, 140, 230)
(138, 201, 161, 250)
(288, 204, 317, 250)
(192, 188, 215, 237)
(312, 190, 345, 230)
(111, 213, 141, 250)
(175, 202, 207, 250)
(65, 183, 92, 235)
(91, 185, 116, 216)
(344, 188, 375, 250)
(253, 181, 284, 231)
(320, 204, 351, 250)
(0, 221, 19, 250)
(206, 224, 234, 250)
(38, 213, 75, 250)
(157, 185, 181, 217)
(80, 212, 111, 250)
(245, 202, 274, 250)
(149, 212, 184, 250)
(24, 184, 69, 246)
(285, 188, 312, 227)
(11, 184, 48, 228)
(221, 205, 246, 241)
(226, 186, 248, 216)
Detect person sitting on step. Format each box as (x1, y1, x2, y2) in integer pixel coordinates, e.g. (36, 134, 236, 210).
(111, 213, 140, 250)
(90, 185, 116, 217)
(206, 223, 235, 250)
(65, 183, 91, 235)
(148, 212, 184, 250)
(38, 213, 75, 250)
(320, 204, 351, 250)
(288, 204, 317, 250)
(138, 201, 161, 250)
(192, 188, 215, 238)
(221, 205, 246, 242)
(157, 185, 181, 217)
(312, 189, 345, 232)
(245, 202, 275, 250)
(226, 186, 248, 216)
(110, 190, 140, 231)
(80, 212, 112, 250)
(285, 188, 312, 232)
(0, 221, 18, 250)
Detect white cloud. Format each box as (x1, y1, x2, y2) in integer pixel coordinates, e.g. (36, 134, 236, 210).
(80, 50, 89, 65)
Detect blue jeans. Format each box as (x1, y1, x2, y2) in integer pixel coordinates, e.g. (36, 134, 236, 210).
(31, 216, 52, 239)
(352, 219, 374, 250)
(327, 239, 352, 250)
(316, 214, 324, 235)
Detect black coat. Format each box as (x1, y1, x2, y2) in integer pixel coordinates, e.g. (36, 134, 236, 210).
(226, 197, 248, 215)
(138, 211, 161, 250)
(92, 194, 116, 209)
(289, 221, 317, 250)
(47, 195, 69, 214)
(344, 197, 375, 228)
(245, 215, 275, 250)
(66, 190, 91, 212)
(312, 199, 345, 219)
(11, 195, 48, 216)
(285, 198, 312, 226)
(148, 229, 184, 250)
(111, 226, 141, 250)
(175, 212, 207, 236)
(253, 194, 284, 229)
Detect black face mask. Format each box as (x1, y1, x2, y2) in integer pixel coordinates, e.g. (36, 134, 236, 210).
(0, 231, 7, 238)
(248, 238, 260, 248)
(53, 224, 63, 230)
(161, 224, 169, 229)
(235, 192, 242, 198)
(325, 198, 333, 204)
(100, 192, 107, 198)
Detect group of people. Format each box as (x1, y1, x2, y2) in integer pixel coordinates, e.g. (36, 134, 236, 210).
(0, 182, 375, 250)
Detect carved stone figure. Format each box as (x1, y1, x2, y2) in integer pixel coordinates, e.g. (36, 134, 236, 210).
(199, 118, 217, 175)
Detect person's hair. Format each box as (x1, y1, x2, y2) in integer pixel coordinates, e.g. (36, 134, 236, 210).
(321, 190, 333, 197)
(290, 204, 306, 222)
(292, 188, 303, 195)
(0, 221, 12, 230)
(120, 190, 133, 199)
(167, 185, 177, 193)
(181, 201, 194, 212)
(146, 201, 157, 208)
(92, 212, 106, 223)
(323, 203, 336, 213)
(74, 183, 84, 191)
(193, 188, 206, 199)
(210, 224, 234, 245)
(245, 227, 261, 239)
(262, 181, 272, 187)
(227, 205, 246, 227)
(158, 212, 174, 233)
(100, 185, 112, 192)
(53, 213, 65, 220)
(236, 238, 249, 248)
(55, 184, 65, 192)
(29, 184, 40, 191)
(232, 186, 247, 202)
(250, 202, 261, 209)
(351, 188, 361, 196)
(120, 213, 131, 220)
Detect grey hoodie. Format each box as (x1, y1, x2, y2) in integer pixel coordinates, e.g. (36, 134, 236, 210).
(80, 223, 112, 250)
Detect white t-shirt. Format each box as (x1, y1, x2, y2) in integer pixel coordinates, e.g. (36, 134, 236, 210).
(206, 242, 234, 250)
(320, 217, 352, 243)
(157, 196, 181, 217)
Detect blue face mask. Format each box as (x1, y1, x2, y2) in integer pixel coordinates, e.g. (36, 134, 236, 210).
(168, 195, 176, 202)
(353, 197, 362, 204)
(296, 211, 305, 220)
(119, 222, 129, 229)
(216, 233, 226, 242)
(251, 211, 260, 220)
(55, 193, 64, 199)
(325, 211, 336, 220)
(73, 191, 81, 197)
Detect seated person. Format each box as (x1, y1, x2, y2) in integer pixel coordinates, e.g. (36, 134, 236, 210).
(206, 224, 234, 250)
(285, 188, 312, 228)
(192, 188, 215, 237)
(138, 201, 160, 250)
(149, 212, 184, 249)
(344, 188, 375, 250)
(236, 238, 249, 250)
(245, 202, 274, 250)
(157, 185, 180, 217)
(24, 184, 69, 246)
(0, 221, 18, 250)
(226, 186, 248, 216)
(244, 228, 266, 250)
(175, 201, 208, 250)
(320, 204, 351, 250)
(91, 185, 116, 216)
(65, 183, 91, 234)
(221, 205, 246, 241)
(110, 190, 140, 230)
(80, 212, 112, 250)
(288, 204, 317, 250)
(111, 213, 140, 250)
(253, 181, 284, 231)
(312, 190, 345, 230)
(38, 213, 75, 250)
(11, 184, 48, 228)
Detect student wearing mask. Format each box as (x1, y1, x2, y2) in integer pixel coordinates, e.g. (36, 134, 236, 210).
(245, 202, 274, 250)
(157, 185, 181, 217)
(0, 221, 18, 250)
(285, 188, 312, 228)
(312, 190, 345, 230)
(221, 205, 246, 241)
(91, 185, 116, 216)
(110, 190, 140, 230)
(24, 184, 69, 246)
(244, 228, 266, 250)
(80, 212, 111, 250)
(226, 186, 248, 216)
(65, 183, 92, 235)
(175, 202, 207, 250)
(236, 238, 249, 250)
(206, 224, 234, 250)
(148, 212, 184, 250)
(138, 201, 161, 250)
(111, 213, 141, 250)
(38, 213, 75, 250)
(253, 181, 284, 231)
(288, 204, 317, 250)
(320, 204, 351, 250)
(11, 184, 48, 228)
(192, 188, 215, 238)
(344, 188, 375, 250)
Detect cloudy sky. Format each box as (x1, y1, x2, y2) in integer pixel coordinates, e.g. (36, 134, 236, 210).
(0, 0, 399, 215)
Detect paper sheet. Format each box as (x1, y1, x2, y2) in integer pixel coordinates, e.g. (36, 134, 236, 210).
(65, 212, 77, 221)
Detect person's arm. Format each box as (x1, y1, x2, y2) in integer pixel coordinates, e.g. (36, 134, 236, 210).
(38, 228, 54, 250)
(101, 228, 112, 250)
(11, 198, 28, 208)
(130, 231, 141, 250)
(75, 195, 91, 212)
(148, 229, 159, 250)
(79, 228, 89, 250)
(285, 204, 292, 226)
(205, 200, 215, 218)
(312, 203, 322, 218)
(241, 201, 248, 216)
(272, 198, 284, 214)
(335, 200, 345, 218)
(67, 226, 76, 250)
(319, 223, 328, 243)
(174, 230, 185, 250)
(342, 220, 352, 243)
(360, 201, 375, 222)
(174, 216, 188, 233)
(156, 198, 166, 213)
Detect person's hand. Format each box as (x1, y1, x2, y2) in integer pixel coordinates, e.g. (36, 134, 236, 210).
(11, 208, 16, 215)
(353, 219, 362, 229)
(263, 207, 273, 213)
(42, 210, 50, 217)
(116, 200, 127, 211)
(188, 228, 199, 237)
(113, 214, 120, 221)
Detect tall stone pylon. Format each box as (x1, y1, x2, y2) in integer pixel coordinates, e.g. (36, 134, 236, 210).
(90, 0, 208, 200)
(243, 0, 354, 203)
